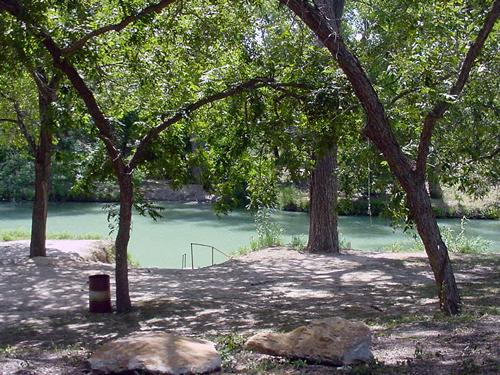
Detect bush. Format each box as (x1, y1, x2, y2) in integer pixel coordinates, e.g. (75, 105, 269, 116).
(254, 207, 283, 246)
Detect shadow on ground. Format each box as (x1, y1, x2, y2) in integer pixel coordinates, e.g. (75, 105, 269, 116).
(0, 246, 498, 374)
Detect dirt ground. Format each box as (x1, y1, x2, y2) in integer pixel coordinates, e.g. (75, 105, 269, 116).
(0, 241, 498, 374)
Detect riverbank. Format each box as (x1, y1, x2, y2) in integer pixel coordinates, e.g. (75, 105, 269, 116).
(280, 186, 500, 220)
(0, 241, 498, 374)
(3, 182, 498, 220)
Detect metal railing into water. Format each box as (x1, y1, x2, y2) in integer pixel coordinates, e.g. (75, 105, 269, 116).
(181, 243, 231, 269)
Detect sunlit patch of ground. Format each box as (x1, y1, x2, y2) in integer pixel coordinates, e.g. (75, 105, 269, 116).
(0, 242, 498, 374)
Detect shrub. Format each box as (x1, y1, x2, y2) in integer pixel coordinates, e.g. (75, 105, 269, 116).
(254, 207, 283, 246)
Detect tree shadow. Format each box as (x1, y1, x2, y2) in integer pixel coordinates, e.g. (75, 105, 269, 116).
(0, 246, 498, 373)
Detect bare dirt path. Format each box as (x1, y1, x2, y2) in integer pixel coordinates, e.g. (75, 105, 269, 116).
(0, 241, 498, 374)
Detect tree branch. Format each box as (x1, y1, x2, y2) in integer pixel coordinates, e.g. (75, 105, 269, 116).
(14, 102, 37, 155)
(387, 86, 420, 108)
(0, 118, 17, 123)
(280, 0, 416, 187)
(415, 0, 500, 180)
(129, 78, 277, 169)
(42, 34, 124, 170)
(0, 91, 37, 154)
(464, 147, 500, 164)
(61, 0, 177, 56)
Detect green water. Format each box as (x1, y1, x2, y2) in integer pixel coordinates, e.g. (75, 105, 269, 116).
(0, 202, 498, 268)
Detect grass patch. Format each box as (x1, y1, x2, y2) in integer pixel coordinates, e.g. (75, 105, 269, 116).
(382, 217, 491, 254)
(288, 235, 307, 251)
(1, 228, 104, 241)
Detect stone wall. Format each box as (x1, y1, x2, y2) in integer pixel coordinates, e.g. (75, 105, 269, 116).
(139, 180, 214, 202)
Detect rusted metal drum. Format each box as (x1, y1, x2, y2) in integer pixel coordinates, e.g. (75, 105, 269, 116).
(89, 274, 112, 313)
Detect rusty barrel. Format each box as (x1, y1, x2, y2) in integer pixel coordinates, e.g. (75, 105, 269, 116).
(89, 274, 112, 313)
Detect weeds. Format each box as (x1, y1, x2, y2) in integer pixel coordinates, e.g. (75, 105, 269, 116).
(98, 244, 140, 267)
(236, 207, 283, 255)
(441, 217, 490, 254)
(215, 333, 246, 368)
(382, 216, 490, 254)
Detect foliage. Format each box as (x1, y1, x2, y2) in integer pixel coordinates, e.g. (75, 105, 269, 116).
(102, 199, 165, 235)
(0, 149, 35, 201)
(278, 185, 309, 212)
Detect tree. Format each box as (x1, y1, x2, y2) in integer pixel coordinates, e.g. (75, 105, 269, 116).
(0, 0, 288, 312)
(0, 48, 61, 257)
(279, 0, 499, 314)
(192, 4, 364, 253)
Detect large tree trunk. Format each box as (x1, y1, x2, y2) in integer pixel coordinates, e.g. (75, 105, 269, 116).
(306, 144, 339, 253)
(406, 182, 460, 314)
(115, 172, 133, 313)
(30, 94, 52, 258)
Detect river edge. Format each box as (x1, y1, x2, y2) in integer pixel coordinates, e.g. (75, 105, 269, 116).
(3, 181, 499, 220)
(0, 240, 498, 374)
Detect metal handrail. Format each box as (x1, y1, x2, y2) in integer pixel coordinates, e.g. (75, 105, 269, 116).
(190, 242, 231, 269)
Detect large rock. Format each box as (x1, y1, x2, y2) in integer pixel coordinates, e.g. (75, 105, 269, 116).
(89, 332, 221, 374)
(245, 318, 372, 365)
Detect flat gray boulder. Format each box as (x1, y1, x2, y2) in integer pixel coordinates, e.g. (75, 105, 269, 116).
(89, 332, 221, 374)
(245, 317, 372, 365)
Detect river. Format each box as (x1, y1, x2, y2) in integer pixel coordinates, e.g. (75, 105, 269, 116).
(0, 202, 498, 268)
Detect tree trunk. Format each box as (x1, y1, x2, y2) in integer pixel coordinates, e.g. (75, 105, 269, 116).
(29, 94, 52, 258)
(281, 0, 499, 315)
(406, 182, 461, 314)
(115, 172, 133, 313)
(306, 144, 339, 253)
